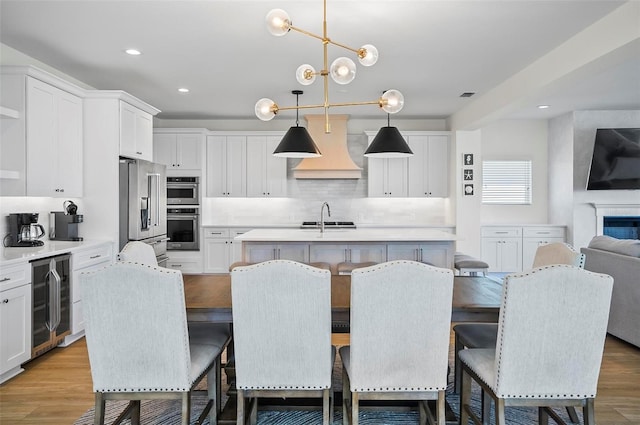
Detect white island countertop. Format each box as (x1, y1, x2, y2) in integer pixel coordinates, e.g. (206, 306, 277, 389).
(235, 228, 457, 243)
(1, 239, 113, 267)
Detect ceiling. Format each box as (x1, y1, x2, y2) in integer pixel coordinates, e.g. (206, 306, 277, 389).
(1, 0, 639, 128)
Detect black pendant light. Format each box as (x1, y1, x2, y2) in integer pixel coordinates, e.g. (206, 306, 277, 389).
(364, 112, 413, 158)
(273, 90, 322, 158)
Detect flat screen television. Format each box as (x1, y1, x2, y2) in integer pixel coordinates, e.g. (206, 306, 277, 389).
(586, 128, 640, 190)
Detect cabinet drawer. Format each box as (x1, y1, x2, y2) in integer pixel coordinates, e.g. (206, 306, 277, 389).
(231, 228, 252, 238)
(73, 244, 113, 270)
(204, 229, 230, 239)
(481, 227, 521, 237)
(523, 227, 565, 238)
(0, 263, 30, 292)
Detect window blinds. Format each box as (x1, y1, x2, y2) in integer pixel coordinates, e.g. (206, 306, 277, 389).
(482, 160, 532, 204)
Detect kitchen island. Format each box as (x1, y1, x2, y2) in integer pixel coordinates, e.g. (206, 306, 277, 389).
(235, 228, 456, 272)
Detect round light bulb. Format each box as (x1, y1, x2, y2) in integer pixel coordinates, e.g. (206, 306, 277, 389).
(380, 89, 404, 114)
(296, 64, 316, 85)
(255, 98, 277, 121)
(330, 57, 356, 85)
(358, 44, 378, 66)
(265, 9, 291, 36)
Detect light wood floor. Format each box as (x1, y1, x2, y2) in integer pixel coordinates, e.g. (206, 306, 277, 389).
(1, 332, 639, 424)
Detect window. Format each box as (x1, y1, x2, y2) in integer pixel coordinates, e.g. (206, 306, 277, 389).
(482, 160, 532, 204)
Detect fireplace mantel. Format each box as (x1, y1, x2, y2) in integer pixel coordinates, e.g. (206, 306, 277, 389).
(593, 204, 640, 235)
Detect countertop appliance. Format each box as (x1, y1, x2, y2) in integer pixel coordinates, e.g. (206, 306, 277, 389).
(167, 176, 199, 205)
(119, 158, 169, 266)
(300, 221, 356, 229)
(4, 213, 46, 247)
(31, 254, 71, 358)
(49, 211, 83, 241)
(167, 207, 199, 251)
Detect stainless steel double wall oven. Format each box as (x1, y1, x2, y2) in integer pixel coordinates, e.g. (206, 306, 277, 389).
(166, 177, 200, 251)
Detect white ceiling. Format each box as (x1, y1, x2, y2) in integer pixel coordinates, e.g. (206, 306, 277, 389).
(1, 0, 639, 127)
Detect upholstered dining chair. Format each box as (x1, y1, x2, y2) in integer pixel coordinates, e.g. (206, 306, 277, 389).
(458, 265, 613, 425)
(231, 260, 334, 425)
(453, 243, 585, 387)
(118, 240, 158, 265)
(340, 260, 454, 425)
(81, 262, 231, 425)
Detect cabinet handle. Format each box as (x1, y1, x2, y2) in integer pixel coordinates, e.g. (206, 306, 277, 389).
(495, 231, 508, 234)
(0, 277, 10, 282)
(89, 255, 102, 259)
(174, 264, 183, 267)
(136, 151, 143, 155)
(2, 299, 8, 304)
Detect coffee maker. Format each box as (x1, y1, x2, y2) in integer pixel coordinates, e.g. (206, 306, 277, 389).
(6, 213, 46, 247)
(49, 211, 83, 241)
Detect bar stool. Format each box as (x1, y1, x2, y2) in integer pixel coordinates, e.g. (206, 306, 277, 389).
(337, 261, 378, 275)
(308, 262, 332, 271)
(454, 253, 489, 276)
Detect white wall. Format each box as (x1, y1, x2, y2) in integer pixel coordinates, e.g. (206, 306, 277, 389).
(480, 119, 549, 224)
(568, 110, 640, 249)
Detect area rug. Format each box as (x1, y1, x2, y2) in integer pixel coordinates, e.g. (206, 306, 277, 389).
(75, 349, 582, 425)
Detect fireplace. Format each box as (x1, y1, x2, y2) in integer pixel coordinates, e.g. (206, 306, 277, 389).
(594, 204, 640, 239)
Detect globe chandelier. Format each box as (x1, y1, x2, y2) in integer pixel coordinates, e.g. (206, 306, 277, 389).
(254, 0, 405, 142)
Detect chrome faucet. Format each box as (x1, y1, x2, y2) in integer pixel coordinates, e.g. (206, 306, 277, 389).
(320, 202, 331, 233)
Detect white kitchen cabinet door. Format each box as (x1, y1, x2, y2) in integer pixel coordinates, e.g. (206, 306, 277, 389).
(204, 239, 231, 273)
(26, 77, 82, 197)
(120, 101, 152, 161)
(368, 157, 407, 197)
(246, 136, 287, 197)
(154, 133, 203, 171)
(245, 243, 308, 263)
(481, 237, 522, 272)
(166, 251, 204, 274)
(407, 134, 449, 197)
(0, 283, 31, 383)
(276, 243, 309, 262)
(386, 244, 421, 261)
(206, 135, 246, 197)
(348, 244, 387, 263)
(387, 242, 452, 268)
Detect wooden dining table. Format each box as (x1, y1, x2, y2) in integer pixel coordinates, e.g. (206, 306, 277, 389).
(184, 274, 502, 424)
(185, 274, 503, 326)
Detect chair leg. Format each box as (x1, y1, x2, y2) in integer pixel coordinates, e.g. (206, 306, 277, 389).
(130, 400, 141, 425)
(454, 333, 462, 394)
(539, 406, 549, 425)
(207, 359, 219, 425)
(495, 398, 506, 425)
(437, 390, 446, 425)
(322, 388, 330, 425)
(180, 392, 190, 425)
(351, 392, 359, 425)
(93, 393, 105, 425)
(249, 396, 258, 425)
(481, 390, 491, 425)
(237, 389, 245, 425)
(566, 406, 580, 423)
(460, 368, 471, 425)
(342, 368, 350, 425)
(584, 399, 595, 425)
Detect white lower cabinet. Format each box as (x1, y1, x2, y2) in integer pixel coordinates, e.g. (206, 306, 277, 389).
(245, 243, 309, 263)
(63, 243, 112, 346)
(204, 228, 252, 273)
(481, 226, 566, 272)
(0, 263, 31, 384)
(387, 242, 454, 268)
(166, 251, 203, 274)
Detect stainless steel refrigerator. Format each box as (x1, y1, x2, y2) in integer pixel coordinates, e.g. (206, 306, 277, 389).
(119, 158, 169, 266)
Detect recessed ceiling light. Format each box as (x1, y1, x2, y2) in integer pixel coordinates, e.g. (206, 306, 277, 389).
(537, 105, 550, 109)
(125, 49, 141, 56)
(178, 88, 190, 93)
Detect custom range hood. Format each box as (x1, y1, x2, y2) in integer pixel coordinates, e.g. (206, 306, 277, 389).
(293, 115, 362, 179)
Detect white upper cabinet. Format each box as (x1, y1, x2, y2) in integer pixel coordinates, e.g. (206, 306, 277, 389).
(26, 77, 83, 197)
(153, 131, 203, 172)
(407, 134, 449, 197)
(246, 135, 287, 197)
(206, 135, 246, 197)
(119, 101, 153, 161)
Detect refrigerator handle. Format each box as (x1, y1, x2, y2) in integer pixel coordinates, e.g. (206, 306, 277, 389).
(154, 173, 161, 227)
(148, 173, 161, 227)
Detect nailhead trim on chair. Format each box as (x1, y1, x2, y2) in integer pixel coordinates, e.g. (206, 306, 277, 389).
(353, 386, 445, 392)
(238, 385, 330, 390)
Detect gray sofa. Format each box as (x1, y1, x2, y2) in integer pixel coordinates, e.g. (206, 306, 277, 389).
(581, 235, 640, 348)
